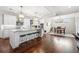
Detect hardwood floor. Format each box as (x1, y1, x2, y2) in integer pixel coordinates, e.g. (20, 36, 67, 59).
(0, 34, 78, 53)
(0, 38, 13, 53)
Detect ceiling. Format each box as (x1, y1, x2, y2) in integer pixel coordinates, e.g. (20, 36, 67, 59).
(0, 6, 79, 18)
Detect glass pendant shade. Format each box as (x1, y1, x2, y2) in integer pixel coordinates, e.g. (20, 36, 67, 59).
(18, 13, 24, 19)
(19, 14, 24, 18)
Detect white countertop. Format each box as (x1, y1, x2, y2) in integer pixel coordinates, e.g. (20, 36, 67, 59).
(9, 28, 40, 32)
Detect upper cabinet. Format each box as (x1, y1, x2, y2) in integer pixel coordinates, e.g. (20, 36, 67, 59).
(4, 14, 17, 25)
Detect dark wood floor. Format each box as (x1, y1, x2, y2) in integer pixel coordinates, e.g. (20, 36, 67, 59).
(0, 38, 12, 53)
(0, 34, 78, 53)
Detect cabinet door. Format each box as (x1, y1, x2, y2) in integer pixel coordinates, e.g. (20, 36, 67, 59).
(23, 18, 30, 28)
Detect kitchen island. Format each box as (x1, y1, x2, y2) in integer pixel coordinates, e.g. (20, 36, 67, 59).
(8, 28, 41, 48)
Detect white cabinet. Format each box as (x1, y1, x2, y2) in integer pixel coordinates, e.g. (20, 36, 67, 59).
(4, 14, 17, 25)
(9, 32, 20, 48)
(23, 18, 30, 28)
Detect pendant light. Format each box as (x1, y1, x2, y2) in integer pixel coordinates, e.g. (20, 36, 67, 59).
(18, 6, 24, 21)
